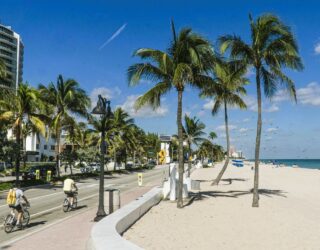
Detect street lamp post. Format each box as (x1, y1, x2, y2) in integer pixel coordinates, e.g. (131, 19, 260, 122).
(92, 95, 111, 222)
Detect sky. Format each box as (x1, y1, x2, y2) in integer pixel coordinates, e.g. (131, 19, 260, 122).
(1, 0, 320, 159)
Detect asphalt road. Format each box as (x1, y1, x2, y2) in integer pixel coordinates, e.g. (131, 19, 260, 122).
(0, 166, 168, 245)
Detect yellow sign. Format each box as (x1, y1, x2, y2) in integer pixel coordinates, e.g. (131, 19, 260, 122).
(46, 170, 52, 182)
(35, 169, 40, 180)
(158, 150, 166, 165)
(138, 173, 143, 186)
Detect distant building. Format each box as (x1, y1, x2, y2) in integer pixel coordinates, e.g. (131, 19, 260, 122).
(7, 129, 68, 162)
(0, 24, 24, 89)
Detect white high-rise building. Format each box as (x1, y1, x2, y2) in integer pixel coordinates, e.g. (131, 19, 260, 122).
(0, 24, 24, 89)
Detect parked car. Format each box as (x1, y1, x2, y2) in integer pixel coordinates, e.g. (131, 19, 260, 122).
(80, 163, 100, 173)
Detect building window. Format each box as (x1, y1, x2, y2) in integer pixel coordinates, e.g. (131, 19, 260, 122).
(51, 145, 55, 150)
(36, 144, 39, 150)
(44, 145, 47, 150)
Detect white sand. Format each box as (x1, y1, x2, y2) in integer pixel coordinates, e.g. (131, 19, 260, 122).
(124, 162, 320, 250)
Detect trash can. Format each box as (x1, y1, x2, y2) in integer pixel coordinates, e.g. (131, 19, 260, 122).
(106, 188, 120, 214)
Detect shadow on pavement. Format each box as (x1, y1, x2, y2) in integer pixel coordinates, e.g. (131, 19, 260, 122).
(73, 205, 88, 210)
(26, 220, 47, 229)
(1, 245, 11, 249)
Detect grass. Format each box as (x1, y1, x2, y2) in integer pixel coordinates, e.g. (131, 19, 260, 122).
(0, 179, 48, 191)
(0, 164, 156, 191)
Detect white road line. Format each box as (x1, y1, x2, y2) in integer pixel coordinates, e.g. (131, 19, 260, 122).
(0, 183, 107, 209)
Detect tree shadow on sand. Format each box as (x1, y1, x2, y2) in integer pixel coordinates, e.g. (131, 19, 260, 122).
(192, 178, 248, 185)
(184, 188, 287, 207)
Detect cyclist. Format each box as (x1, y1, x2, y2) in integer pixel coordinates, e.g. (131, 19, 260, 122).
(63, 178, 78, 206)
(8, 187, 30, 229)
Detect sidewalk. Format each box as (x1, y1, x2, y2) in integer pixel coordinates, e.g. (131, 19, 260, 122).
(2, 185, 157, 250)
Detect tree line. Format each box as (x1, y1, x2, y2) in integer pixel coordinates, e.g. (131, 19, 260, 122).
(0, 13, 303, 209)
(128, 14, 302, 208)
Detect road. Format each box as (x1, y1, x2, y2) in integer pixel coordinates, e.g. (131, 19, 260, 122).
(0, 166, 168, 245)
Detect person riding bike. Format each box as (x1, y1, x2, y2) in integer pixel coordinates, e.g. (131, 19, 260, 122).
(7, 187, 30, 229)
(63, 178, 78, 206)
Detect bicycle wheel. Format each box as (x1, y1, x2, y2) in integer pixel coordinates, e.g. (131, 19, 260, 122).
(62, 198, 70, 212)
(21, 210, 30, 227)
(4, 214, 15, 233)
(72, 196, 78, 209)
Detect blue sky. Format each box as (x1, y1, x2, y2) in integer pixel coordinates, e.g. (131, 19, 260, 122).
(1, 0, 320, 159)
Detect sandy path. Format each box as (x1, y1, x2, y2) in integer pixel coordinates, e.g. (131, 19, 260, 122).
(124, 162, 320, 250)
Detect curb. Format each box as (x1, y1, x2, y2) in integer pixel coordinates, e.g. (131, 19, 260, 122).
(88, 186, 162, 250)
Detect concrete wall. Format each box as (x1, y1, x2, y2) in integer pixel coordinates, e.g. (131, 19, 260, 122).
(89, 187, 162, 250)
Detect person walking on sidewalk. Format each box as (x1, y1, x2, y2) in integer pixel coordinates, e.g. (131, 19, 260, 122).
(63, 178, 78, 206)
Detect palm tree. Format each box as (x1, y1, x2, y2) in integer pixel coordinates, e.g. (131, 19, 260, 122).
(110, 108, 135, 169)
(183, 115, 206, 177)
(200, 57, 247, 185)
(209, 131, 217, 141)
(39, 75, 90, 177)
(219, 14, 303, 207)
(128, 21, 214, 208)
(0, 83, 46, 186)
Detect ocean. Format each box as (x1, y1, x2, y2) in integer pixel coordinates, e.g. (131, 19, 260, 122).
(255, 159, 320, 170)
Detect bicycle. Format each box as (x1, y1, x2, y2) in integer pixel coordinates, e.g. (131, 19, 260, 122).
(4, 203, 30, 233)
(62, 192, 78, 212)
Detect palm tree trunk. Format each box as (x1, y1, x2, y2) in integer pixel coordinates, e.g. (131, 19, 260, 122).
(253, 68, 262, 207)
(133, 150, 136, 168)
(177, 90, 184, 208)
(187, 142, 191, 177)
(15, 123, 21, 187)
(56, 128, 61, 178)
(23, 136, 27, 168)
(114, 149, 116, 171)
(212, 100, 230, 185)
(70, 143, 74, 176)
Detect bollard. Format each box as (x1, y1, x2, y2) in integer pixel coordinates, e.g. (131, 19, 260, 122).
(138, 173, 143, 186)
(106, 189, 120, 214)
(35, 169, 40, 180)
(46, 170, 52, 182)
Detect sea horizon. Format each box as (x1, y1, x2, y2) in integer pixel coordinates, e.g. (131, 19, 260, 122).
(247, 159, 320, 169)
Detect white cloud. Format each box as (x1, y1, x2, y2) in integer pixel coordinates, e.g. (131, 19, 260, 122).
(272, 89, 290, 103)
(120, 95, 168, 118)
(203, 100, 214, 110)
(315, 43, 320, 55)
(242, 118, 250, 123)
(197, 110, 206, 117)
(216, 124, 237, 132)
(243, 95, 257, 111)
(264, 104, 279, 113)
(297, 82, 320, 106)
(90, 87, 121, 106)
(239, 128, 249, 133)
(266, 127, 278, 133)
(245, 67, 254, 77)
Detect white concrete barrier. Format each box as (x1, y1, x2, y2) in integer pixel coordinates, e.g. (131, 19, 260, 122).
(88, 186, 162, 250)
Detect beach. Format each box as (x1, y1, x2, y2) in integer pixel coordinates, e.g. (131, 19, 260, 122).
(124, 161, 320, 250)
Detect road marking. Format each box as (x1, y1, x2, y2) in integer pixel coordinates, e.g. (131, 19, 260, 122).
(0, 183, 105, 209)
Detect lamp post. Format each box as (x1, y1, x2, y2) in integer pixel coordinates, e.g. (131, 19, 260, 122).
(92, 95, 111, 221)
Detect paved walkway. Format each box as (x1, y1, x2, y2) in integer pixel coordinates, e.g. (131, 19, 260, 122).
(2, 185, 156, 250)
